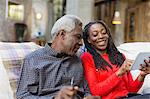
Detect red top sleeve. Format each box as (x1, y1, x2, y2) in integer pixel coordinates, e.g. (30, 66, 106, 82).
(126, 72, 143, 92)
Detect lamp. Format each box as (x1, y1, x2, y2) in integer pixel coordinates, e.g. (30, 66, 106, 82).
(112, 11, 121, 24)
(36, 12, 42, 20)
(112, 0, 121, 24)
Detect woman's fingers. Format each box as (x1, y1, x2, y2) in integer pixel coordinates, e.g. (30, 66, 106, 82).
(126, 59, 134, 65)
(124, 59, 132, 71)
(144, 59, 150, 67)
(140, 63, 150, 74)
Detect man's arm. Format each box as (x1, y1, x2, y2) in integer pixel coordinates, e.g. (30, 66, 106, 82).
(16, 57, 80, 99)
(16, 58, 46, 99)
(82, 77, 91, 97)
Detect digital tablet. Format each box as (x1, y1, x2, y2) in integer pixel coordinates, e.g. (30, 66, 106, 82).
(131, 52, 150, 70)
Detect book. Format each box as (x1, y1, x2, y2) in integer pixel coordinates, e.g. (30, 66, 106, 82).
(131, 52, 150, 70)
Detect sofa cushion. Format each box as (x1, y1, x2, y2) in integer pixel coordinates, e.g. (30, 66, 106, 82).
(0, 42, 42, 97)
(0, 56, 14, 99)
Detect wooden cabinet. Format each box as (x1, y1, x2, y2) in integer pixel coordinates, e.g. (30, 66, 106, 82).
(125, 2, 150, 42)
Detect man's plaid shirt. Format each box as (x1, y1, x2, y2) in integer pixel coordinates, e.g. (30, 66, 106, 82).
(16, 43, 89, 99)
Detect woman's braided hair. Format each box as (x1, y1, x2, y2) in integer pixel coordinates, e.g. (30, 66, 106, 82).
(83, 20, 125, 71)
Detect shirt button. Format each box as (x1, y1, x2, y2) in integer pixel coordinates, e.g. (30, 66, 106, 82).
(96, 69, 99, 72)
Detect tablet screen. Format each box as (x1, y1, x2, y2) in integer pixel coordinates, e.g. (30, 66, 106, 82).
(131, 52, 150, 70)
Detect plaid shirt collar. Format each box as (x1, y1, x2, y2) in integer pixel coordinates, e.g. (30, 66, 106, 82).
(44, 43, 69, 58)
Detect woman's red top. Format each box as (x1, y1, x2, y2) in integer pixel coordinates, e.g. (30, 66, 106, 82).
(80, 52, 143, 99)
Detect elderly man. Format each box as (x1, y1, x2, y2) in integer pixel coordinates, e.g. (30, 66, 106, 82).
(16, 15, 92, 99)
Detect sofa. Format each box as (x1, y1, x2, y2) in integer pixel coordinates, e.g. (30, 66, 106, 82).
(0, 42, 42, 99)
(0, 42, 149, 98)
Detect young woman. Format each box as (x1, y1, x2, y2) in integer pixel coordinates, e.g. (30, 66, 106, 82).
(80, 21, 150, 99)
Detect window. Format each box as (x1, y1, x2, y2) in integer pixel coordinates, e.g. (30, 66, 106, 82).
(7, 1, 24, 21)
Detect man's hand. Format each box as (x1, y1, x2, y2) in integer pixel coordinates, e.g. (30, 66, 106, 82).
(83, 96, 101, 99)
(55, 86, 79, 99)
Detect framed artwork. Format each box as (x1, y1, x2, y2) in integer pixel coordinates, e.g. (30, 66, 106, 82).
(5, 0, 24, 21)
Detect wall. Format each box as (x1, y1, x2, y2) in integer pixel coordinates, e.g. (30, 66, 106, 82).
(114, 1, 128, 46)
(66, 0, 94, 26)
(0, 0, 53, 42)
(24, 0, 53, 42)
(0, 0, 23, 41)
(0, 0, 6, 41)
(140, 1, 150, 41)
(23, 0, 32, 41)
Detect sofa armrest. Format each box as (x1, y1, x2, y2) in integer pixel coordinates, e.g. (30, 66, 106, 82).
(0, 56, 14, 99)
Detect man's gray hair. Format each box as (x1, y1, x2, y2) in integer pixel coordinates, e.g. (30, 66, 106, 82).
(51, 14, 82, 40)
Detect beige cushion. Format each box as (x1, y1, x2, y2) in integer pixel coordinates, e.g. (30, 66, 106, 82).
(0, 42, 42, 98)
(0, 56, 14, 99)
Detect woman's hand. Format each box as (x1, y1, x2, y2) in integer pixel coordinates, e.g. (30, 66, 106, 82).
(140, 58, 150, 75)
(116, 59, 133, 77)
(138, 57, 150, 81)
